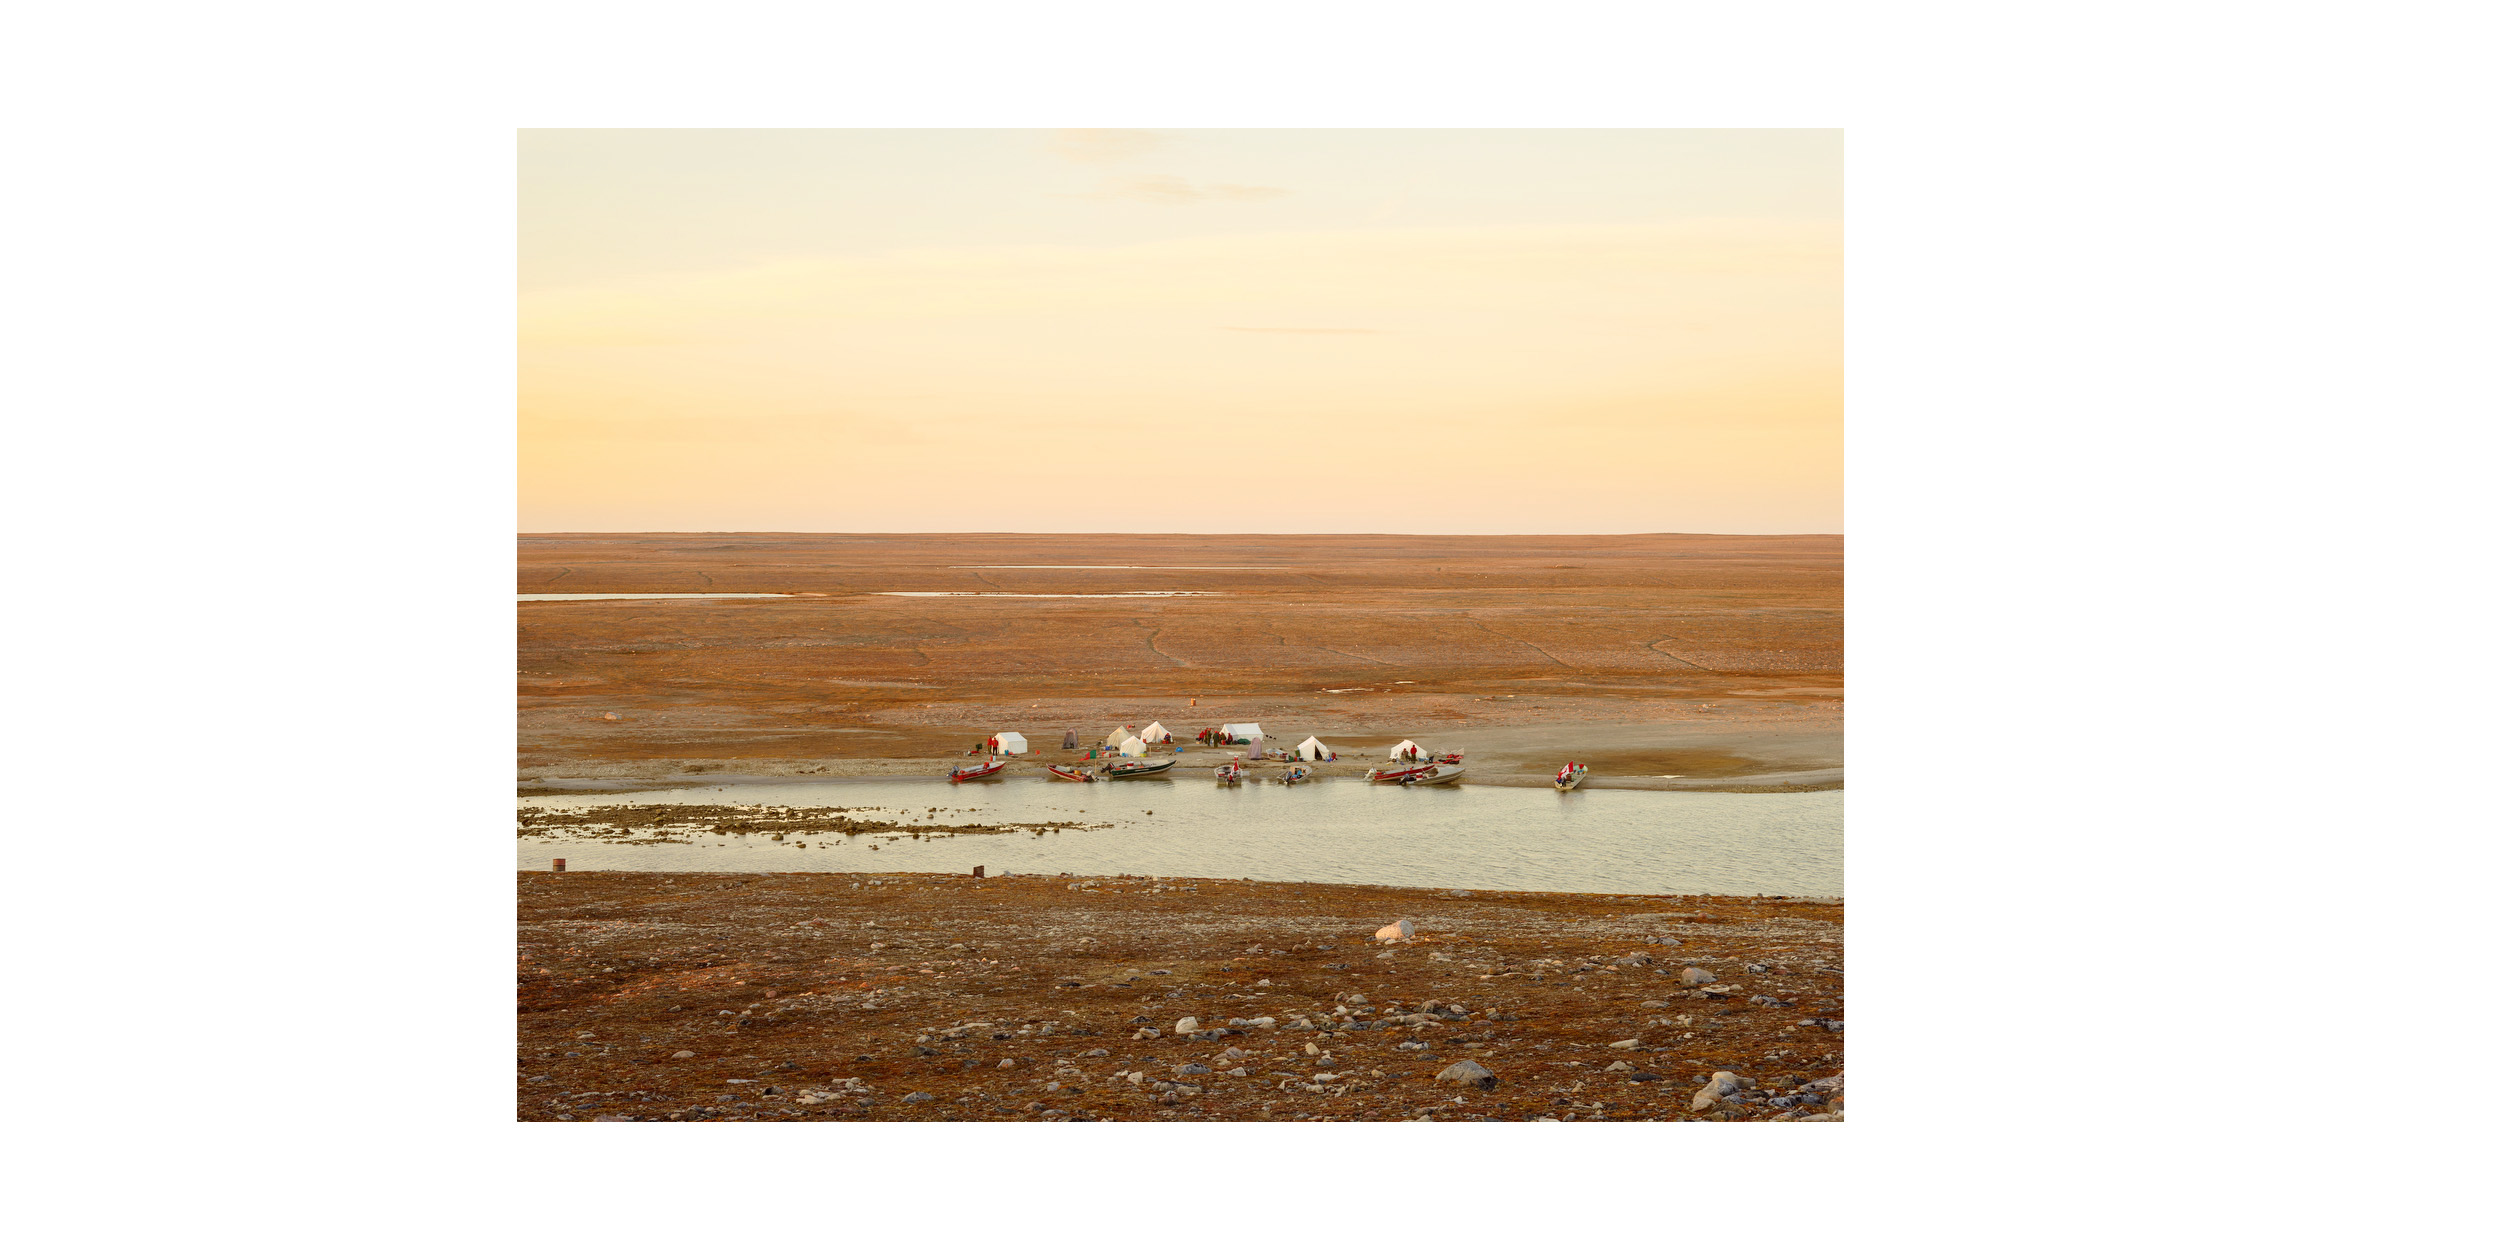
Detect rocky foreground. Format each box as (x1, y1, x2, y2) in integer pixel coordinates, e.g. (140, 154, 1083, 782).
(518, 870, 1844, 1122)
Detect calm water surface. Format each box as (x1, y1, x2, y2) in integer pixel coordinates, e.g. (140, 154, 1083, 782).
(518, 777, 1840, 896)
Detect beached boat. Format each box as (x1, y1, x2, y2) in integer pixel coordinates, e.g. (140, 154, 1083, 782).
(1046, 764, 1098, 783)
(1555, 762, 1588, 791)
(949, 758, 1007, 783)
(1401, 763, 1465, 786)
(1365, 762, 1437, 784)
(1214, 762, 1244, 785)
(1277, 764, 1313, 785)
(1105, 757, 1176, 779)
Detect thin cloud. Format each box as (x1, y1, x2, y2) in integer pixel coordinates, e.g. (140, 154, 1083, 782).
(1223, 326, 1383, 335)
(1078, 175, 1290, 205)
(1049, 129, 1164, 164)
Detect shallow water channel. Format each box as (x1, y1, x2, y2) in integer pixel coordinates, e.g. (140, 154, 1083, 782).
(518, 777, 1841, 896)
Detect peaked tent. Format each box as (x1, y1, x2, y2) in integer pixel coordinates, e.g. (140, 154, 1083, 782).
(1139, 722, 1171, 744)
(1391, 740, 1423, 761)
(990, 732, 1029, 755)
(1105, 725, 1136, 747)
(1118, 736, 1147, 757)
(1295, 735, 1331, 761)
(1220, 723, 1265, 741)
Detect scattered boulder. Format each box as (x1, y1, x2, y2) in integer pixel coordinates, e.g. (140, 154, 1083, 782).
(670, 1050, 695, 1059)
(1177, 1063, 1211, 1076)
(1375, 919, 1415, 944)
(1174, 1016, 1201, 1034)
(1434, 1059, 1498, 1090)
(1679, 967, 1716, 986)
(1607, 1038, 1641, 1049)
(903, 1091, 934, 1104)
(1605, 1060, 1634, 1072)
(1690, 1071, 1741, 1113)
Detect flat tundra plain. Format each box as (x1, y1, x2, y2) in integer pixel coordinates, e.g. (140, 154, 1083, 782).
(518, 533, 1841, 790)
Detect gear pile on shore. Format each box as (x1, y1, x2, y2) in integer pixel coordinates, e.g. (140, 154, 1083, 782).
(518, 871, 1843, 1122)
(517, 804, 1110, 846)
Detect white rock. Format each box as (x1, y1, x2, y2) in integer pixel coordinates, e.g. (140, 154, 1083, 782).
(1434, 1059, 1497, 1090)
(1605, 1060, 1634, 1072)
(1375, 919, 1415, 944)
(1679, 966, 1716, 986)
(1174, 1016, 1201, 1034)
(1690, 1071, 1742, 1113)
(1608, 1038, 1641, 1049)
(670, 1050, 695, 1059)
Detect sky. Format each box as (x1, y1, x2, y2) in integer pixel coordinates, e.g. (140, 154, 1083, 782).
(519, 130, 1840, 534)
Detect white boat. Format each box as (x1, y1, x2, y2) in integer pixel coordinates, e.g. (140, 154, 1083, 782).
(1401, 763, 1464, 786)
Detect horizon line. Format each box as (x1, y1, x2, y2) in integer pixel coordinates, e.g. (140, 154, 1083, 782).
(517, 530, 1845, 539)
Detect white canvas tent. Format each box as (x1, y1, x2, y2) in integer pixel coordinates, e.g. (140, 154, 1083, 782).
(1220, 723, 1265, 741)
(1105, 725, 1135, 747)
(1139, 722, 1171, 744)
(989, 732, 1028, 755)
(1117, 736, 1147, 757)
(1391, 740, 1424, 761)
(1295, 735, 1331, 761)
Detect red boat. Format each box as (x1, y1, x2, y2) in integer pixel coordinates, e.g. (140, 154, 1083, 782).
(1046, 764, 1098, 783)
(1214, 761, 1244, 785)
(949, 758, 1007, 783)
(1365, 762, 1437, 784)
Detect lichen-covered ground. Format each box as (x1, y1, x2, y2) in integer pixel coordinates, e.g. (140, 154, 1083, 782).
(518, 870, 1843, 1122)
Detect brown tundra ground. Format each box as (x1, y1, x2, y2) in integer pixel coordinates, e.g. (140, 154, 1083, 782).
(517, 533, 1842, 790)
(518, 870, 1843, 1123)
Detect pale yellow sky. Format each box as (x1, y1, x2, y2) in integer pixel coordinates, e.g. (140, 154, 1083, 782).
(520, 130, 1839, 533)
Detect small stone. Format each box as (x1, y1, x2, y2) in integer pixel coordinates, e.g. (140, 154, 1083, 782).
(998, 1059, 1015, 1069)
(1082, 1048, 1109, 1057)
(1434, 1059, 1498, 1090)
(1177, 1063, 1211, 1076)
(1304, 1042, 1320, 1055)
(903, 1092, 934, 1103)
(1375, 919, 1415, 944)
(1605, 1060, 1633, 1072)
(1174, 1016, 1200, 1034)
(1344, 994, 1368, 1005)
(1608, 1038, 1641, 1049)
(670, 1050, 695, 1059)
(1746, 963, 1770, 974)
(1679, 967, 1716, 986)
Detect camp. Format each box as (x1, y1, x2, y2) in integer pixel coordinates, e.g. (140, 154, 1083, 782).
(987, 732, 1028, 755)
(1390, 739, 1424, 761)
(1104, 724, 1136, 747)
(1117, 736, 1147, 758)
(1220, 723, 1265, 741)
(1295, 735, 1332, 761)
(1139, 722, 1171, 744)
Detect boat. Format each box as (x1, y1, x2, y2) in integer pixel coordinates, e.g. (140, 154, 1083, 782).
(1105, 757, 1177, 779)
(1365, 761, 1438, 784)
(1214, 761, 1244, 785)
(1046, 764, 1098, 783)
(1277, 764, 1312, 785)
(1555, 762, 1588, 791)
(949, 757, 1007, 783)
(1401, 763, 1465, 786)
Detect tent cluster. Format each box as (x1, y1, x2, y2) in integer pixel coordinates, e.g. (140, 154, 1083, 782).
(991, 722, 1336, 763)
